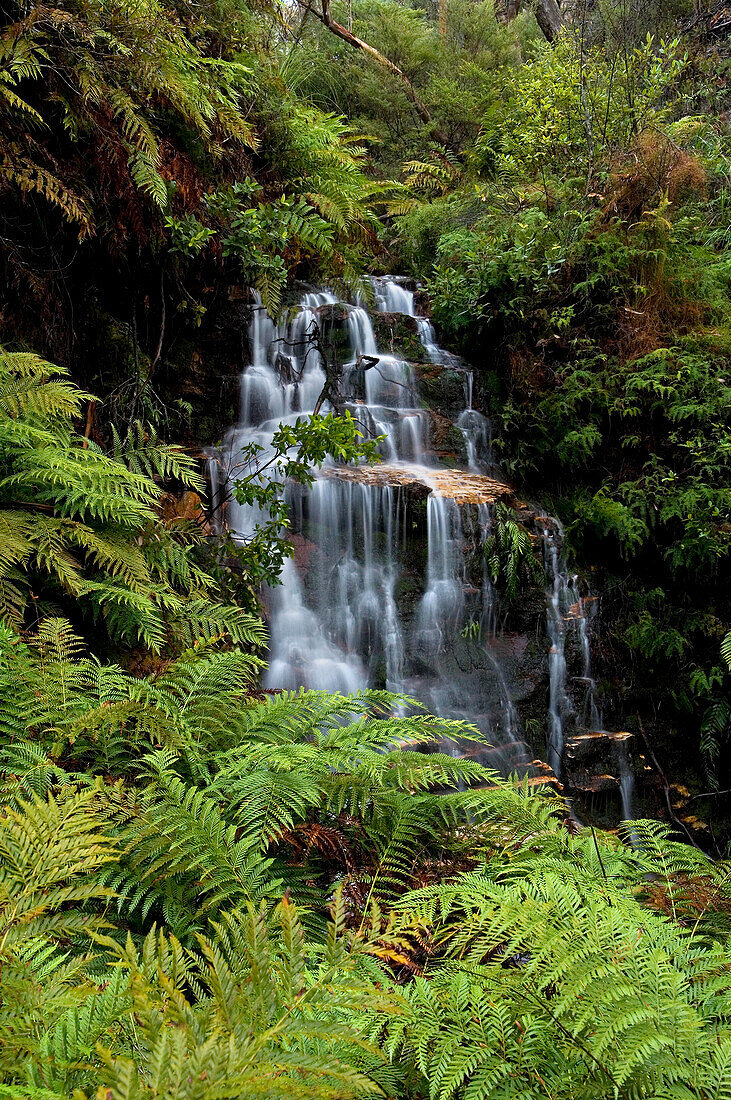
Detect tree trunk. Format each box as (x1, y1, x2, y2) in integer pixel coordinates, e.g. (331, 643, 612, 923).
(495, 0, 565, 41)
(439, 0, 447, 38)
(534, 0, 565, 40)
(494, 0, 521, 22)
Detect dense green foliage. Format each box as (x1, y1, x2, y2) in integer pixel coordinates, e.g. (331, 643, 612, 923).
(3, 0, 731, 1095)
(0, 346, 245, 651)
(0, 346, 375, 643)
(1, 355, 730, 1096)
(401, 35, 731, 800)
(4, 330, 731, 1099)
(0, 0, 393, 433)
(5, 614, 731, 1099)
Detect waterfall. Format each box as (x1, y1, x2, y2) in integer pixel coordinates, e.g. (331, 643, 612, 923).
(415, 495, 465, 662)
(619, 753, 635, 823)
(457, 409, 492, 471)
(308, 478, 405, 693)
(371, 275, 442, 363)
(265, 557, 366, 694)
(543, 524, 575, 776)
(542, 520, 633, 816)
(214, 278, 617, 792)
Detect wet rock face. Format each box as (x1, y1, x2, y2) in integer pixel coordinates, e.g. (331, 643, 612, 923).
(289, 532, 318, 574)
(159, 290, 256, 447)
(167, 287, 472, 455)
(416, 363, 469, 421)
(318, 463, 514, 505)
(312, 303, 353, 365)
(294, 475, 552, 775)
(371, 312, 428, 364)
(159, 490, 210, 531)
(413, 288, 431, 317)
(290, 463, 556, 776)
(563, 730, 631, 793)
(429, 410, 468, 465)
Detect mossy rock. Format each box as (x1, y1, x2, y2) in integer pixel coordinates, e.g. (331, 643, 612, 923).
(393, 573, 424, 619)
(415, 363, 466, 418)
(444, 424, 469, 465)
(371, 313, 427, 364)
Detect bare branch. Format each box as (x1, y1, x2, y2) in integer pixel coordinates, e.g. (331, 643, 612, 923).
(300, 0, 446, 137)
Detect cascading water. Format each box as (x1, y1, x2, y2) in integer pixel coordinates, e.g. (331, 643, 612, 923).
(542, 520, 633, 817)
(308, 478, 404, 693)
(371, 275, 442, 364)
(214, 277, 627, 797)
(458, 410, 492, 472)
(542, 524, 574, 776)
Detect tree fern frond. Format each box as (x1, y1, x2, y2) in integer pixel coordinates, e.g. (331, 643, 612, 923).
(122, 760, 280, 913)
(166, 598, 267, 651)
(81, 579, 168, 650)
(722, 630, 731, 670)
(0, 787, 115, 951)
(111, 421, 205, 491)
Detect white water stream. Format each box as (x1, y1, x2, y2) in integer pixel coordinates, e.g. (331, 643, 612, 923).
(211, 278, 631, 809)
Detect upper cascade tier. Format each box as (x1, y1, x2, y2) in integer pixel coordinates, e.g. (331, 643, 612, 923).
(228, 277, 489, 473)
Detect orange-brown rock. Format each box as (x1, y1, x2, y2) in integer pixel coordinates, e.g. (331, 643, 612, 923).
(290, 532, 318, 574)
(159, 490, 210, 532)
(428, 409, 455, 450)
(320, 463, 516, 505)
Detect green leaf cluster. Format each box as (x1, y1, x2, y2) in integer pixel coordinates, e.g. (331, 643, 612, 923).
(483, 501, 544, 599)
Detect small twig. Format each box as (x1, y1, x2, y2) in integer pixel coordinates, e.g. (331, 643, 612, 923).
(149, 270, 166, 376)
(82, 399, 96, 449)
(590, 825, 610, 894)
(637, 718, 702, 850)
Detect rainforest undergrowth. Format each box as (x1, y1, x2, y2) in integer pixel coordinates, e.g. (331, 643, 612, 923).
(2, 0, 731, 1095)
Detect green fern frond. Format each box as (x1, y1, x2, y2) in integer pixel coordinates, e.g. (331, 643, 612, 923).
(722, 631, 731, 670)
(111, 422, 205, 491)
(0, 787, 115, 951)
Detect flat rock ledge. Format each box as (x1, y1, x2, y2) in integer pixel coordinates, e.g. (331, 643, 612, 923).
(321, 463, 516, 505)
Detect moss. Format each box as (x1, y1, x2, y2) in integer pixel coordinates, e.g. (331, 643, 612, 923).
(442, 424, 468, 465)
(371, 313, 427, 363)
(415, 364, 466, 417)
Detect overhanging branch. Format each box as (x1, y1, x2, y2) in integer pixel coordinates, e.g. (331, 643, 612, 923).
(301, 0, 444, 135)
